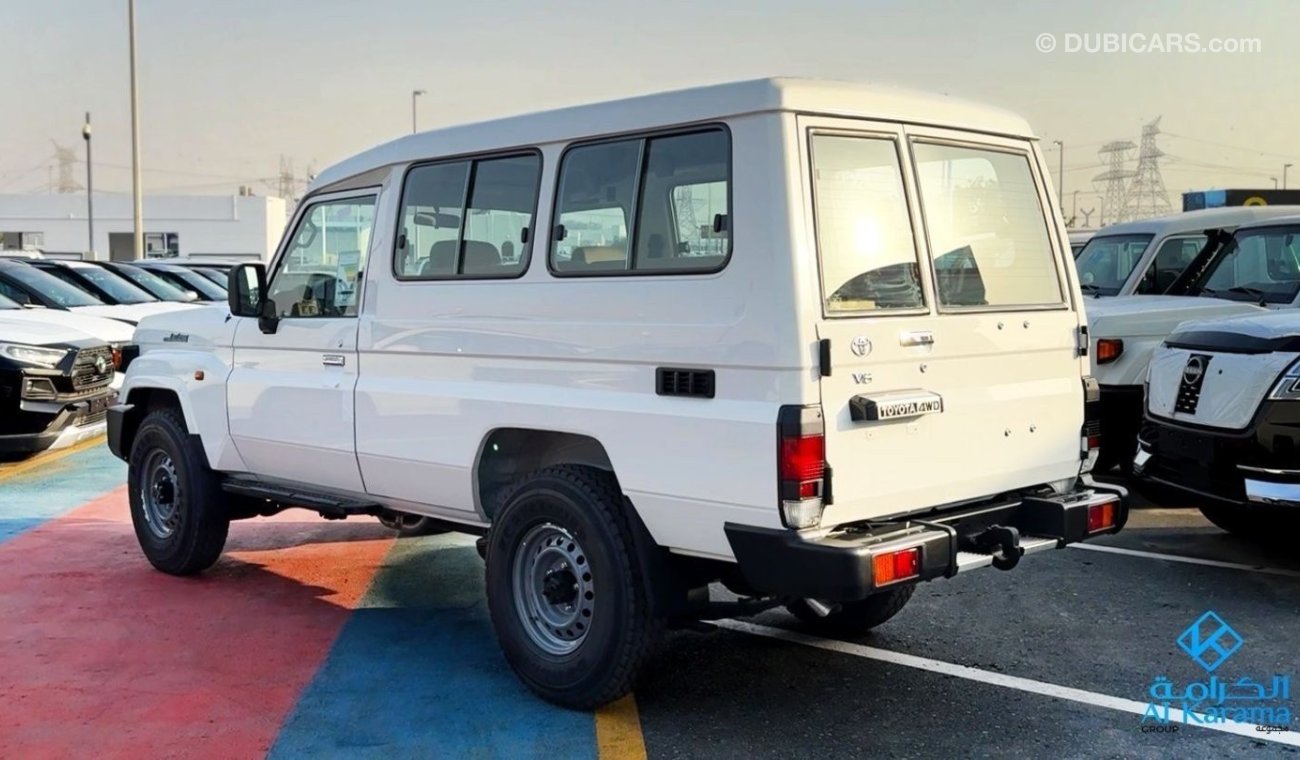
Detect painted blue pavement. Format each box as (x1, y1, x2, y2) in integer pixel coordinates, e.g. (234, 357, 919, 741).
(270, 534, 598, 759)
(0, 446, 126, 545)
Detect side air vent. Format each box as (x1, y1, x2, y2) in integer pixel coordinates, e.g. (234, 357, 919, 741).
(656, 368, 715, 399)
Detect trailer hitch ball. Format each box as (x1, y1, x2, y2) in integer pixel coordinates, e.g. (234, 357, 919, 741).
(974, 525, 1025, 571)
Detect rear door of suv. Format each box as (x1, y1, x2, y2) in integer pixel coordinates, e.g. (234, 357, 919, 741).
(800, 117, 1084, 526)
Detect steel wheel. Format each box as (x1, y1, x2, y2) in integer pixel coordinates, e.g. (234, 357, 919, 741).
(511, 523, 594, 656)
(140, 449, 182, 540)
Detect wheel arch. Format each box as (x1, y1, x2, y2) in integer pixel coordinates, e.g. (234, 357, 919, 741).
(118, 380, 197, 462)
(474, 428, 617, 522)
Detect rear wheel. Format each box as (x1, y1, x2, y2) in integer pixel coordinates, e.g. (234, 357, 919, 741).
(786, 586, 915, 636)
(485, 465, 661, 710)
(127, 408, 228, 575)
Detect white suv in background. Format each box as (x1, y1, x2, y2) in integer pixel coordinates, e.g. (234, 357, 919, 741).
(108, 78, 1126, 709)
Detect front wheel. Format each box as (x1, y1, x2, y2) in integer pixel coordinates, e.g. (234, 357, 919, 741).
(1199, 503, 1298, 543)
(485, 465, 661, 710)
(786, 586, 915, 636)
(127, 408, 229, 575)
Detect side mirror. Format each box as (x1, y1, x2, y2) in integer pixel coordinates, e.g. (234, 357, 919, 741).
(228, 263, 268, 319)
(181, 290, 199, 302)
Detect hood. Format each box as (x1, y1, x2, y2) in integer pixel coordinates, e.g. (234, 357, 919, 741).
(0, 308, 134, 344)
(0, 316, 101, 347)
(1168, 309, 1300, 344)
(135, 302, 236, 351)
(1085, 295, 1266, 338)
(70, 301, 198, 325)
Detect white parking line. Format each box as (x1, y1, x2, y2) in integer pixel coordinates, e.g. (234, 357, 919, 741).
(718, 620, 1300, 749)
(1069, 543, 1300, 578)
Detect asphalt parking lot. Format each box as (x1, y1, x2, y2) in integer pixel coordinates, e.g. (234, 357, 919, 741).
(2, 442, 1297, 758)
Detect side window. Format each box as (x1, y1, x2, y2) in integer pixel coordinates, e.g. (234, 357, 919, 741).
(912, 142, 1063, 308)
(266, 196, 376, 319)
(810, 134, 924, 313)
(0, 278, 31, 305)
(395, 153, 541, 280)
(551, 128, 731, 275)
(1136, 235, 1205, 294)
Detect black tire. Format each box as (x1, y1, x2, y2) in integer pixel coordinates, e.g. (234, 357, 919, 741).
(378, 513, 447, 537)
(1199, 503, 1298, 543)
(127, 407, 229, 575)
(485, 465, 661, 710)
(786, 586, 915, 636)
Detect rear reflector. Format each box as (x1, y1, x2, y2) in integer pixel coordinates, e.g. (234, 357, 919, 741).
(1087, 500, 1117, 534)
(1096, 339, 1124, 364)
(872, 547, 921, 586)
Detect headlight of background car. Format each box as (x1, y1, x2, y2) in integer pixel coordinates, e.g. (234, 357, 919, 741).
(0, 342, 71, 369)
(1268, 359, 1300, 400)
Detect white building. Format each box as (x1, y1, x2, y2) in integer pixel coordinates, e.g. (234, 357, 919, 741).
(0, 193, 287, 261)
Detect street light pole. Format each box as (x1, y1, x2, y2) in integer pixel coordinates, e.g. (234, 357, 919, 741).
(82, 113, 94, 260)
(128, 0, 144, 260)
(411, 89, 426, 134)
(1285, 164, 1294, 190)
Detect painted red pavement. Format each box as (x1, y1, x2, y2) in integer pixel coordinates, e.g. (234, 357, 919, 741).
(0, 486, 394, 759)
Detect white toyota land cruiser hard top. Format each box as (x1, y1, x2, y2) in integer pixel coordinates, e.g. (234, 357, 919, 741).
(107, 78, 1126, 709)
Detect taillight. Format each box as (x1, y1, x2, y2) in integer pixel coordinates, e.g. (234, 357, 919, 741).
(1087, 499, 1118, 533)
(1096, 338, 1124, 364)
(777, 405, 826, 529)
(872, 547, 921, 586)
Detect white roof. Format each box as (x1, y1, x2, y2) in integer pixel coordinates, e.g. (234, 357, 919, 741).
(311, 77, 1034, 192)
(1235, 213, 1300, 231)
(1091, 206, 1300, 237)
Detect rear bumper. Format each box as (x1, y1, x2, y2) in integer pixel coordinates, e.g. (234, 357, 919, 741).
(725, 480, 1127, 602)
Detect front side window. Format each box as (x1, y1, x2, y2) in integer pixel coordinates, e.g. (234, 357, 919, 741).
(551, 128, 731, 275)
(1194, 226, 1300, 304)
(810, 134, 923, 313)
(266, 196, 376, 319)
(1135, 235, 1206, 295)
(1075, 234, 1155, 295)
(912, 142, 1063, 308)
(395, 153, 540, 279)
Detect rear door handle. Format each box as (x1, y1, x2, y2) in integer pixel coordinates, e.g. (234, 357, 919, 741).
(900, 330, 934, 347)
(322, 354, 346, 367)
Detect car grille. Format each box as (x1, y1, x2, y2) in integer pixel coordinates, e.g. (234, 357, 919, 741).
(71, 346, 115, 392)
(1140, 420, 1247, 501)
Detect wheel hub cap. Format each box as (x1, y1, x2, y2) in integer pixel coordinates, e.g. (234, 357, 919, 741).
(512, 523, 594, 656)
(140, 451, 181, 540)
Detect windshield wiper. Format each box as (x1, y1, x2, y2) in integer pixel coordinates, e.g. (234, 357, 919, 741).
(1079, 283, 1104, 295)
(1227, 285, 1266, 298)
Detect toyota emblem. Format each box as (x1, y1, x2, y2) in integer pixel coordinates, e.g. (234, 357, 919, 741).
(1182, 356, 1206, 385)
(850, 336, 872, 357)
(94, 355, 109, 375)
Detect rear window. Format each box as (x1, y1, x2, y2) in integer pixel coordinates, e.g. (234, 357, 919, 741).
(912, 142, 1063, 308)
(1075, 234, 1155, 295)
(809, 134, 923, 313)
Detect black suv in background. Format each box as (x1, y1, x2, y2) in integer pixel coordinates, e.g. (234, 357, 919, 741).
(0, 321, 115, 457)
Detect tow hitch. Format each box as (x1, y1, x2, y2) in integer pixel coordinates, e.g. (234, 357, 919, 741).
(970, 525, 1024, 570)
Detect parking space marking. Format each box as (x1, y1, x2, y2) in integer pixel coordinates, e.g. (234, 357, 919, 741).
(0, 435, 105, 483)
(595, 695, 648, 760)
(1070, 543, 1300, 578)
(717, 620, 1300, 749)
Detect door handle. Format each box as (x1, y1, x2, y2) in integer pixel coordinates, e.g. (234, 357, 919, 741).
(900, 330, 934, 347)
(322, 354, 346, 367)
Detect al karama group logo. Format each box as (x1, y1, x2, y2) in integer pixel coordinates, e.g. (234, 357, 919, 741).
(1143, 611, 1292, 733)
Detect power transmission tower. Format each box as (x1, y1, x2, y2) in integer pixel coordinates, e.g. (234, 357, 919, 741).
(673, 185, 700, 249)
(1093, 141, 1135, 225)
(50, 140, 84, 193)
(1122, 117, 1173, 221)
(276, 155, 297, 204)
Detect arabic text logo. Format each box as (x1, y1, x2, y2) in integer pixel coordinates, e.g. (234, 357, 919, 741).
(1177, 611, 1244, 673)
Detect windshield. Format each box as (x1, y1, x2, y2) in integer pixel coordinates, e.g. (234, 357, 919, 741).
(69, 266, 157, 304)
(158, 266, 226, 299)
(2, 265, 103, 307)
(193, 267, 229, 287)
(109, 264, 190, 301)
(1192, 225, 1300, 305)
(1074, 234, 1154, 295)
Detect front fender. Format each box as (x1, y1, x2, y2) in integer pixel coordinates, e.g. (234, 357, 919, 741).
(119, 348, 245, 472)
(1091, 335, 1166, 387)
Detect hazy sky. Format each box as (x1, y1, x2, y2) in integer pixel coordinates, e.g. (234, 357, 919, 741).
(3, 0, 1297, 213)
